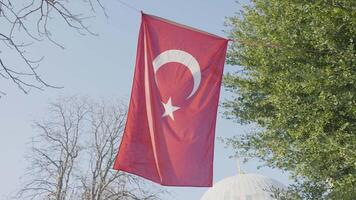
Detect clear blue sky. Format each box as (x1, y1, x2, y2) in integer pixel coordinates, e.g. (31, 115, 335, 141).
(0, 0, 290, 199)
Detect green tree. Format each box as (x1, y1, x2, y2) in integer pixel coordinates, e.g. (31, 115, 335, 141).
(224, 0, 356, 199)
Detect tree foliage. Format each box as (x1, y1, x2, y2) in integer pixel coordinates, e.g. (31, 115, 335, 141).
(224, 0, 355, 199)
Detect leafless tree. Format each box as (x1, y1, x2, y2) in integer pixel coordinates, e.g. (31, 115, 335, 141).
(17, 97, 165, 200)
(0, 0, 105, 96)
(79, 101, 163, 200)
(17, 97, 88, 200)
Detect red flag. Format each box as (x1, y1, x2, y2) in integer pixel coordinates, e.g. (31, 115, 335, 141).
(114, 13, 228, 187)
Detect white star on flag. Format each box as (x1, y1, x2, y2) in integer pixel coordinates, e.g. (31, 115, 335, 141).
(162, 97, 180, 120)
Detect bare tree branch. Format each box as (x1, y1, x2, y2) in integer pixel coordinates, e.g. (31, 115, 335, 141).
(17, 97, 166, 200)
(78, 100, 164, 200)
(0, 0, 105, 97)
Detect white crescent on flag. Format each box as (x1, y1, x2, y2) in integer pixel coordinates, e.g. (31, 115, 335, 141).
(152, 49, 201, 99)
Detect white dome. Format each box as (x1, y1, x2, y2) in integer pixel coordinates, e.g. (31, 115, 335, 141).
(201, 174, 286, 200)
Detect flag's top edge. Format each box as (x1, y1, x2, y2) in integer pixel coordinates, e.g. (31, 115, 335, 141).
(142, 12, 228, 41)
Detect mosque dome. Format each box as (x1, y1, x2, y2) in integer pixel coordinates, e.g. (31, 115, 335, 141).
(201, 173, 286, 200)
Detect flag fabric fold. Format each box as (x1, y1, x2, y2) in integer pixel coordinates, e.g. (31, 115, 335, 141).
(114, 13, 228, 187)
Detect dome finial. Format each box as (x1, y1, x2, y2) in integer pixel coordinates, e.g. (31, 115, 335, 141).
(236, 156, 243, 174)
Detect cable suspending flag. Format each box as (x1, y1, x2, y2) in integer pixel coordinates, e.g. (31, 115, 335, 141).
(114, 13, 228, 187)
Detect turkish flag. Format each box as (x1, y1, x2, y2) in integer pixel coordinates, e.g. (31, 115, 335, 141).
(114, 13, 228, 187)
